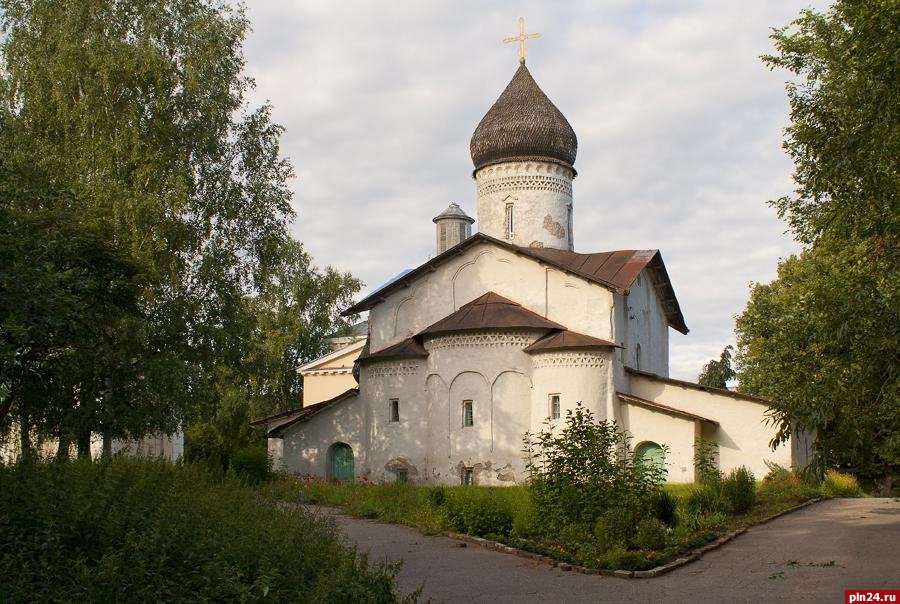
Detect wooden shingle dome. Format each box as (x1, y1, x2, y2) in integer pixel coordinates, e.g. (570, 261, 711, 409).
(470, 63, 577, 172)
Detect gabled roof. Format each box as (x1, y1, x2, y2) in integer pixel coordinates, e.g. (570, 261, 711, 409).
(522, 247, 688, 334)
(617, 392, 719, 425)
(342, 233, 688, 334)
(358, 337, 428, 362)
(297, 338, 366, 373)
(625, 368, 770, 405)
(252, 388, 359, 437)
(523, 329, 619, 353)
(419, 292, 565, 336)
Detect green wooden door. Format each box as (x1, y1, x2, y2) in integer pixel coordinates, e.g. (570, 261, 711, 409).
(635, 442, 665, 472)
(329, 444, 354, 481)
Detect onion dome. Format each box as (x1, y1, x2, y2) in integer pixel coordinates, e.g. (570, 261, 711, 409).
(432, 202, 474, 224)
(470, 63, 577, 172)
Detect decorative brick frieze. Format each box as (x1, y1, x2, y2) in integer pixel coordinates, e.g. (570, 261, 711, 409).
(531, 352, 606, 369)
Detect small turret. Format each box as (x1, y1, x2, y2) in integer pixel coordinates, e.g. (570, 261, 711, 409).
(433, 202, 474, 255)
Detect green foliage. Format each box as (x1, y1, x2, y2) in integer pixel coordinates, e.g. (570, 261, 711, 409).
(722, 467, 756, 514)
(821, 469, 862, 498)
(737, 0, 899, 485)
(0, 458, 413, 603)
(443, 488, 515, 539)
(592, 507, 634, 550)
(524, 404, 667, 531)
(230, 445, 270, 484)
(735, 240, 899, 480)
(758, 466, 821, 501)
(652, 489, 679, 526)
(685, 466, 756, 515)
(686, 484, 728, 516)
(633, 517, 668, 551)
(0, 0, 362, 453)
(761, 0, 899, 246)
(697, 345, 736, 389)
(693, 438, 722, 484)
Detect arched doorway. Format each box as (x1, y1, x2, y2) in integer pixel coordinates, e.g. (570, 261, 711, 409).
(635, 441, 665, 473)
(327, 443, 354, 481)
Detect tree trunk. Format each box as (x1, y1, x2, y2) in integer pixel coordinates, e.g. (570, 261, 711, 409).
(55, 432, 71, 461)
(19, 420, 33, 459)
(102, 431, 112, 459)
(76, 430, 91, 460)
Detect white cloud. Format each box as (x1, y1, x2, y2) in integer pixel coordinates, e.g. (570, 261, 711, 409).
(240, 0, 827, 380)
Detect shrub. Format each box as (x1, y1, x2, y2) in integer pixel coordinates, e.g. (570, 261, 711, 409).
(653, 489, 678, 526)
(0, 458, 413, 603)
(686, 483, 728, 515)
(821, 469, 861, 498)
(510, 495, 540, 539)
(633, 517, 667, 551)
(443, 488, 515, 538)
(758, 467, 820, 500)
(524, 404, 666, 530)
(428, 485, 446, 507)
(722, 466, 755, 513)
(694, 438, 722, 484)
(230, 445, 270, 483)
(593, 507, 634, 550)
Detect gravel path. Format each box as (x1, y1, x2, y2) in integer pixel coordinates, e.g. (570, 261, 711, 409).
(309, 498, 899, 603)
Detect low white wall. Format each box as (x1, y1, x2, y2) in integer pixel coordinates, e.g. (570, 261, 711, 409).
(282, 395, 365, 477)
(627, 373, 792, 478)
(620, 403, 697, 483)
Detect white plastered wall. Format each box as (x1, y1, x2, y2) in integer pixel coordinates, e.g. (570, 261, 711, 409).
(619, 403, 699, 484)
(626, 372, 793, 478)
(530, 349, 614, 432)
(368, 241, 615, 354)
(613, 268, 670, 379)
(359, 359, 428, 483)
(281, 396, 365, 477)
(474, 160, 575, 250)
(423, 330, 540, 486)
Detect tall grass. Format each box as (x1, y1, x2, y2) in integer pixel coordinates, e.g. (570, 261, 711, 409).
(0, 458, 414, 603)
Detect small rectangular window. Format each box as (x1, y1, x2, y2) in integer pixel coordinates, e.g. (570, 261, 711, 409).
(458, 222, 467, 242)
(389, 399, 399, 422)
(462, 467, 474, 486)
(505, 203, 514, 239)
(397, 468, 408, 484)
(549, 394, 561, 420)
(462, 400, 474, 427)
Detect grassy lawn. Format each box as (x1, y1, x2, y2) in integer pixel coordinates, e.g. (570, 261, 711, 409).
(262, 469, 859, 572)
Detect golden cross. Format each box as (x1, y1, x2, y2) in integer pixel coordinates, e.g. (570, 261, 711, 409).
(503, 17, 541, 64)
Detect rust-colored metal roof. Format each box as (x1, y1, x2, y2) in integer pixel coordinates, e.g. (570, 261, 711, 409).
(343, 233, 688, 334)
(518, 247, 654, 293)
(359, 338, 428, 362)
(419, 291, 565, 336)
(617, 392, 719, 425)
(523, 329, 619, 353)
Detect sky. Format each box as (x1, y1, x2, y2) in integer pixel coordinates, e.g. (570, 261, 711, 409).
(240, 0, 829, 381)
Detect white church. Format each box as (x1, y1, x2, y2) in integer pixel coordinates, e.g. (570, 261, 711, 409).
(256, 52, 811, 485)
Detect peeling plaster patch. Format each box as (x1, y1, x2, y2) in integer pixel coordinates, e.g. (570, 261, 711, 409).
(496, 464, 517, 482)
(385, 457, 418, 477)
(543, 214, 565, 238)
(454, 460, 493, 481)
(529, 240, 544, 248)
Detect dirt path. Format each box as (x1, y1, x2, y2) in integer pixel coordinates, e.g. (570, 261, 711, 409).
(309, 498, 899, 603)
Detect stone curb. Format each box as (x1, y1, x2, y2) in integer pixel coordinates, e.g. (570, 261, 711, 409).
(439, 498, 823, 579)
